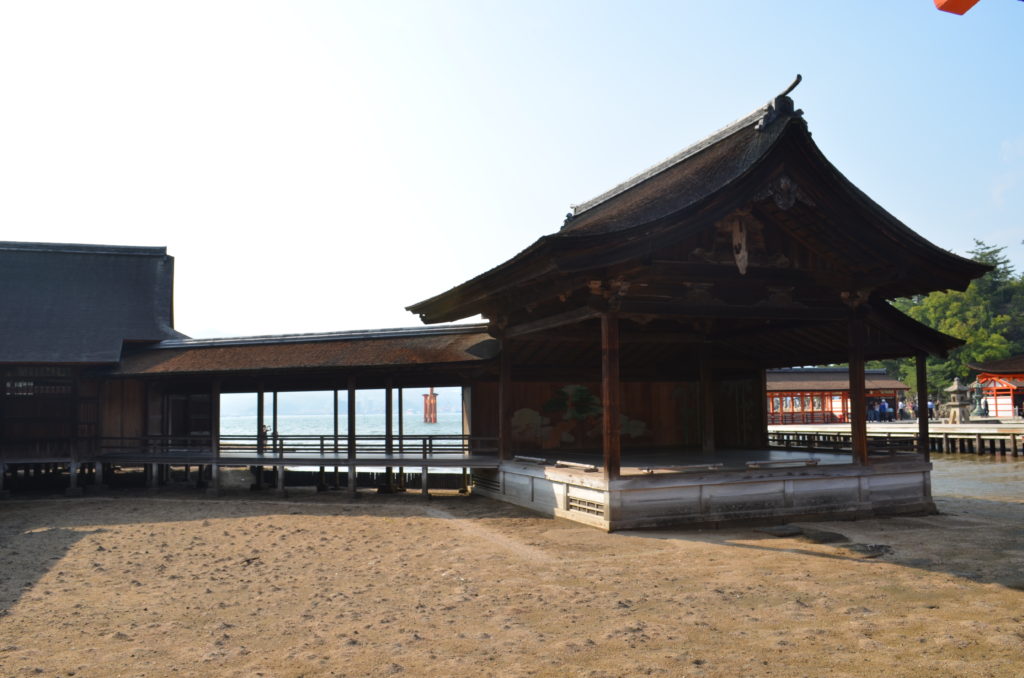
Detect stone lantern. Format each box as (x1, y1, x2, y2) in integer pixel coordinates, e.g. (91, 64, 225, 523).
(945, 377, 972, 424)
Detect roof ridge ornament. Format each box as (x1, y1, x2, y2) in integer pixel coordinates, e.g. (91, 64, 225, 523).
(755, 74, 804, 132)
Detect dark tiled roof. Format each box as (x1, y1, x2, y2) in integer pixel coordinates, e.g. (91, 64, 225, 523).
(110, 325, 497, 376)
(0, 241, 184, 363)
(766, 368, 908, 392)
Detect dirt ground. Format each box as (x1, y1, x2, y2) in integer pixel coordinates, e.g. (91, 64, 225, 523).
(1, 481, 1022, 678)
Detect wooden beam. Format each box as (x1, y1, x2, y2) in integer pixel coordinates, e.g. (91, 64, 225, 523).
(615, 298, 848, 321)
(916, 352, 930, 463)
(646, 259, 819, 285)
(601, 313, 621, 482)
(504, 306, 601, 339)
(848, 313, 869, 465)
(517, 327, 704, 344)
(498, 335, 512, 460)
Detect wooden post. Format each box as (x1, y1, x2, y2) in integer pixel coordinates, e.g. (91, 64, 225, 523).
(699, 342, 715, 456)
(257, 389, 265, 455)
(498, 333, 512, 461)
(272, 391, 278, 437)
(421, 438, 429, 497)
(333, 389, 340, 489)
(385, 381, 394, 492)
(847, 313, 869, 465)
(398, 388, 406, 491)
(1011, 433, 1019, 457)
(975, 433, 983, 456)
(64, 461, 84, 496)
(601, 313, 621, 482)
(915, 352, 930, 461)
(757, 368, 769, 448)
(347, 378, 357, 495)
(207, 380, 222, 496)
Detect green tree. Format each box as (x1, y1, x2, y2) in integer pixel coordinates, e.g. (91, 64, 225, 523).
(886, 240, 1023, 397)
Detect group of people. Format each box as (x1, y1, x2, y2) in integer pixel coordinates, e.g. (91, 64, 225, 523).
(867, 398, 936, 421)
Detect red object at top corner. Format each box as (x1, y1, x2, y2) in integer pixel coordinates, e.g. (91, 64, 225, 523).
(934, 0, 982, 14)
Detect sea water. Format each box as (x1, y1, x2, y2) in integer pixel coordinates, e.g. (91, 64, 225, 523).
(220, 412, 466, 474)
(220, 411, 463, 437)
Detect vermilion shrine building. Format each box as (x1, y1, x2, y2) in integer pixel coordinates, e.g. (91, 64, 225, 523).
(766, 368, 909, 424)
(0, 81, 990, 529)
(971, 355, 1024, 418)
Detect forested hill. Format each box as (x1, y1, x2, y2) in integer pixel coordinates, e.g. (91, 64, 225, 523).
(877, 240, 1024, 395)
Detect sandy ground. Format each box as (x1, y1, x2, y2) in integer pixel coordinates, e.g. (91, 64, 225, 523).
(1, 479, 1022, 678)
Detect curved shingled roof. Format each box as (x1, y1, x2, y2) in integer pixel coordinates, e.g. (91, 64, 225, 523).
(407, 81, 989, 325)
(969, 354, 1024, 374)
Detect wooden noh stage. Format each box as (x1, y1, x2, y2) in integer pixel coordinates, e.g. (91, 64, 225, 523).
(0, 79, 992, 530)
(406, 77, 991, 530)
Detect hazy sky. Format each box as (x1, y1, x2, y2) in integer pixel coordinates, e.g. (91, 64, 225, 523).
(1, 1, 1021, 339)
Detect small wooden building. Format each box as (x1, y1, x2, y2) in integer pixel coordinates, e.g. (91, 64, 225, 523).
(970, 355, 1024, 418)
(407, 80, 989, 528)
(766, 368, 909, 424)
(0, 242, 183, 472)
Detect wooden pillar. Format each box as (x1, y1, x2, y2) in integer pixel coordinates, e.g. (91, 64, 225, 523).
(498, 334, 512, 461)
(333, 389, 340, 489)
(272, 391, 278, 436)
(601, 313, 621, 482)
(65, 462, 83, 496)
(347, 378, 357, 495)
(848, 313, 869, 465)
(385, 382, 394, 455)
(421, 438, 430, 497)
(385, 380, 394, 491)
(915, 352, 930, 462)
(207, 380, 222, 496)
(275, 464, 287, 497)
(699, 343, 715, 455)
(257, 389, 265, 455)
(397, 388, 406, 491)
(757, 368, 769, 447)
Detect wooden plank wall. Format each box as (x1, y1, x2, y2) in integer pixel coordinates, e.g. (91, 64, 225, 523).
(100, 379, 147, 440)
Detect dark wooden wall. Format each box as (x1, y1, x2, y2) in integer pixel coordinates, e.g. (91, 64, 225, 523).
(100, 379, 146, 441)
(471, 372, 765, 453)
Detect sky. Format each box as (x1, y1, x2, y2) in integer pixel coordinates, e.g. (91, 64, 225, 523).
(1, 1, 1021, 339)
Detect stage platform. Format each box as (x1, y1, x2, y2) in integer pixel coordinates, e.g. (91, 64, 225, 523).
(472, 448, 934, 531)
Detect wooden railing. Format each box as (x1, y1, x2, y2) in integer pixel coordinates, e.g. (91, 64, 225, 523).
(769, 429, 1021, 457)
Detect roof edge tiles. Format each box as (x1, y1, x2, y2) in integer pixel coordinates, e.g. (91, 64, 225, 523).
(0, 241, 168, 257)
(150, 323, 490, 350)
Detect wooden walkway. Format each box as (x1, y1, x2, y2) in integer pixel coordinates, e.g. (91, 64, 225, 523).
(769, 422, 1024, 457)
